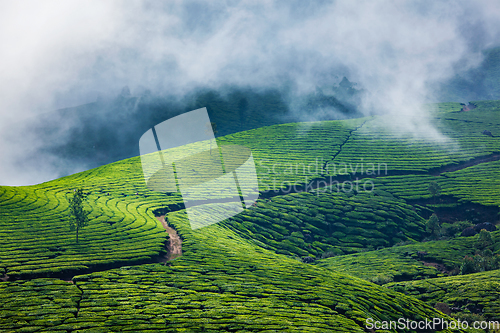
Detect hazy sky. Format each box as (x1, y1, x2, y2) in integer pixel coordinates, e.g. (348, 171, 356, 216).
(1, 0, 500, 185)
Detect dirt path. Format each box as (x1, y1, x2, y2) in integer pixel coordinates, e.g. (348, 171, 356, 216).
(156, 215, 182, 261)
(259, 151, 500, 200)
(421, 261, 450, 274)
(428, 152, 500, 175)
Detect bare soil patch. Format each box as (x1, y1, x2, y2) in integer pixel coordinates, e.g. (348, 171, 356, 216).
(156, 215, 182, 261)
(421, 261, 449, 274)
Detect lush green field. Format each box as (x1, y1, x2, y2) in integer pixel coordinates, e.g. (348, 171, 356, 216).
(0, 211, 456, 332)
(316, 230, 500, 283)
(223, 191, 425, 258)
(373, 160, 500, 206)
(324, 101, 500, 173)
(0, 159, 185, 279)
(217, 118, 365, 188)
(3, 101, 500, 331)
(220, 100, 500, 196)
(388, 270, 500, 321)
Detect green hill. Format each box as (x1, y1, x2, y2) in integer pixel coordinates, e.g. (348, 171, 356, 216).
(0, 212, 456, 332)
(316, 230, 500, 283)
(222, 191, 425, 257)
(4, 101, 500, 331)
(388, 270, 500, 321)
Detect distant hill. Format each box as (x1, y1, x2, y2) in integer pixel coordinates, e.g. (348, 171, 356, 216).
(438, 47, 500, 102)
(12, 83, 362, 181)
(7, 44, 500, 184)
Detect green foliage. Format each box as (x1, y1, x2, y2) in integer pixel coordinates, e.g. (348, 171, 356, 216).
(460, 255, 481, 275)
(388, 269, 500, 320)
(460, 254, 500, 275)
(428, 181, 441, 202)
(426, 213, 440, 238)
(223, 191, 426, 258)
(374, 159, 500, 206)
(217, 118, 364, 189)
(0, 278, 81, 331)
(316, 248, 441, 283)
(0, 158, 175, 278)
(68, 188, 90, 243)
(370, 102, 500, 208)
(0, 211, 455, 332)
(3, 100, 500, 330)
(370, 274, 393, 285)
(476, 229, 494, 249)
(441, 220, 473, 237)
(317, 230, 500, 282)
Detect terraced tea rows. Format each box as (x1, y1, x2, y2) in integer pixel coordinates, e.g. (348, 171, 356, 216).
(0, 278, 80, 332)
(0, 158, 186, 279)
(437, 100, 500, 125)
(217, 100, 500, 194)
(0, 209, 459, 332)
(388, 270, 500, 320)
(316, 230, 500, 283)
(222, 191, 426, 258)
(316, 250, 441, 284)
(373, 160, 500, 206)
(3, 101, 500, 278)
(217, 119, 364, 189)
(2, 101, 500, 331)
(331, 102, 500, 174)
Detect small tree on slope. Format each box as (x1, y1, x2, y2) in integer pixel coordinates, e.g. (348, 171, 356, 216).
(68, 188, 90, 243)
(426, 213, 440, 239)
(428, 181, 441, 205)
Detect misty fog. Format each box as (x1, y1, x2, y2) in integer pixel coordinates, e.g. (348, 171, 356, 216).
(1, 0, 500, 185)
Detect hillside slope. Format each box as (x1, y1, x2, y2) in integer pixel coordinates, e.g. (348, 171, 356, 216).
(388, 270, 500, 321)
(0, 211, 457, 332)
(3, 101, 500, 331)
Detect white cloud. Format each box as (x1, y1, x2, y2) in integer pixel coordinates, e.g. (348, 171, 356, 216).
(1, 0, 500, 184)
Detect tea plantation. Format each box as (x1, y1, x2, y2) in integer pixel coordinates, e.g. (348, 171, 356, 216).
(0, 160, 186, 279)
(373, 159, 500, 206)
(0, 211, 457, 332)
(2, 100, 500, 331)
(388, 270, 500, 321)
(316, 230, 500, 283)
(222, 191, 425, 257)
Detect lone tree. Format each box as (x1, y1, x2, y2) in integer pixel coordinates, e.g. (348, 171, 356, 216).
(428, 181, 441, 204)
(476, 229, 494, 249)
(68, 188, 90, 243)
(426, 213, 440, 238)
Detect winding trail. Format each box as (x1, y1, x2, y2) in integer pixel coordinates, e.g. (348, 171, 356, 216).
(260, 151, 500, 200)
(156, 215, 182, 261)
(429, 152, 500, 175)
